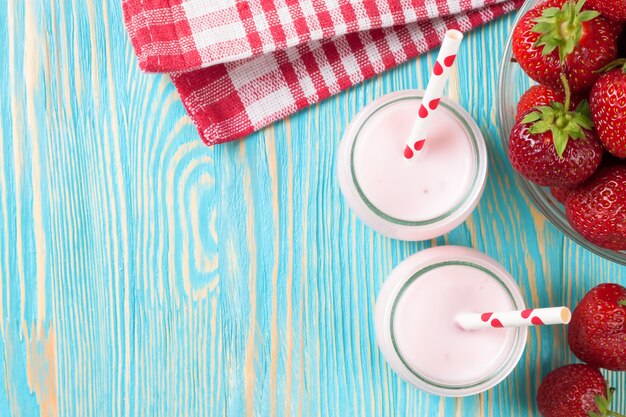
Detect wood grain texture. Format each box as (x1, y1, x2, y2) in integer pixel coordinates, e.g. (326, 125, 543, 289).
(1, 1, 625, 416)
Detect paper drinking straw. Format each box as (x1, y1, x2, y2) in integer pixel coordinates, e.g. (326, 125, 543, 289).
(455, 307, 572, 331)
(404, 29, 464, 159)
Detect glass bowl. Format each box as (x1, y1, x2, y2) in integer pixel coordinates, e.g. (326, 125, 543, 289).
(497, 0, 626, 265)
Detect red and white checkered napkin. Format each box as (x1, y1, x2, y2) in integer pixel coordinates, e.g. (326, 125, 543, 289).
(123, 0, 523, 145)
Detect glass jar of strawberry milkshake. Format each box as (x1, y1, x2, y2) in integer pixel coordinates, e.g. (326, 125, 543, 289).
(336, 90, 488, 241)
(375, 246, 527, 396)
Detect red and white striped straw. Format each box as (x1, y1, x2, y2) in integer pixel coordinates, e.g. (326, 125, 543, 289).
(404, 29, 464, 159)
(455, 307, 572, 331)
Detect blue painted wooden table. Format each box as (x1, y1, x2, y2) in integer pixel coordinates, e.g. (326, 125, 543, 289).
(2, 1, 626, 416)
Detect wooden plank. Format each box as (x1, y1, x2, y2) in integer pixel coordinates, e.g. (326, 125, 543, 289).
(1, 0, 625, 416)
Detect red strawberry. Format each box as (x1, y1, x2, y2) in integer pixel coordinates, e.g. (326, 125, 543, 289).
(537, 364, 620, 417)
(565, 165, 626, 249)
(512, 0, 618, 93)
(585, 0, 626, 22)
(590, 60, 626, 158)
(509, 77, 603, 187)
(551, 185, 572, 204)
(568, 283, 626, 371)
(516, 86, 565, 121)
(509, 111, 602, 187)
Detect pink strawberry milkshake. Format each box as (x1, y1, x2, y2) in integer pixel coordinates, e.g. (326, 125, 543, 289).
(375, 246, 527, 396)
(337, 90, 488, 241)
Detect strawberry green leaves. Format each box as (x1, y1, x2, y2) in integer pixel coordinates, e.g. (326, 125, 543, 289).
(532, 0, 600, 62)
(522, 77, 594, 158)
(522, 104, 592, 156)
(589, 386, 626, 417)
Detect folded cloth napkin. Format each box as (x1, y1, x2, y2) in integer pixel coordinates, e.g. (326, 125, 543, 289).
(123, 0, 523, 145)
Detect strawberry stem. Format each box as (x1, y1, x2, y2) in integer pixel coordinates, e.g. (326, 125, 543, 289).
(561, 74, 571, 112)
(596, 58, 626, 74)
(619, 300, 626, 307)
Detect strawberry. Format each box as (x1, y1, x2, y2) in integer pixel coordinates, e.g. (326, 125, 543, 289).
(565, 165, 626, 250)
(585, 0, 626, 22)
(590, 60, 626, 158)
(537, 364, 622, 417)
(568, 283, 626, 371)
(517, 85, 565, 121)
(512, 0, 618, 93)
(551, 185, 572, 204)
(509, 77, 603, 187)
